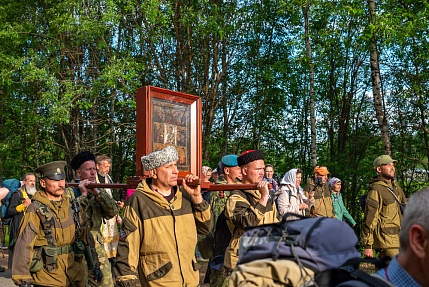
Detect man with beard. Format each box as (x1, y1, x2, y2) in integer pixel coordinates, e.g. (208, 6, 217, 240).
(7, 173, 37, 269)
(95, 154, 123, 282)
(71, 151, 119, 287)
(362, 155, 407, 262)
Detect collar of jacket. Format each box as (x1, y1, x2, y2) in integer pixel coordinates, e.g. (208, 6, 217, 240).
(371, 175, 396, 187)
(136, 178, 182, 208)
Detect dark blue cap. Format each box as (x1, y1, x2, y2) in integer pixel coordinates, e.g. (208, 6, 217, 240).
(221, 154, 239, 167)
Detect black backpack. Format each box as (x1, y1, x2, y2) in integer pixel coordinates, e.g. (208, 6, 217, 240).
(235, 213, 390, 287)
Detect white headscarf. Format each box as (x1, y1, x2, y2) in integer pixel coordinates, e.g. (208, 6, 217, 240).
(279, 169, 299, 195)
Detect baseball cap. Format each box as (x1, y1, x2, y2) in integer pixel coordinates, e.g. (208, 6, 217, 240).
(373, 155, 397, 168)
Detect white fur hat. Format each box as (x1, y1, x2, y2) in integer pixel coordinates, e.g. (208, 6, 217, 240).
(141, 146, 178, 171)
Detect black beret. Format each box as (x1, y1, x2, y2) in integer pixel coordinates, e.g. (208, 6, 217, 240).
(71, 151, 96, 171)
(237, 150, 264, 166)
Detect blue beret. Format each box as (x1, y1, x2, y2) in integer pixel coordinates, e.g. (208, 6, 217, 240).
(221, 154, 238, 167)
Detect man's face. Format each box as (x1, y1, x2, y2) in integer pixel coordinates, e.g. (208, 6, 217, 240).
(377, 162, 395, 180)
(25, 174, 36, 188)
(97, 160, 111, 176)
(211, 172, 219, 181)
(225, 166, 242, 183)
(265, 166, 274, 179)
(77, 160, 97, 181)
(315, 172, 328, 184)
(154, 161, 179, 188)
(40, 178, 65, 201)
(242, 160, 265, 184)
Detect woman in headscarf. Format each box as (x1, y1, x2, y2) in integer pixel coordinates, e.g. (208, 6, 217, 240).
(276, 168, 314, 217)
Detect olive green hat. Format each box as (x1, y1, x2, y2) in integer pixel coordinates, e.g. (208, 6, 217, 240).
(35, 161, 67, 180)
(373, 155, 397, 168)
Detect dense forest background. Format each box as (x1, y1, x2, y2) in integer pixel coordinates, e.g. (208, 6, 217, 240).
(1, 0, 429, 222)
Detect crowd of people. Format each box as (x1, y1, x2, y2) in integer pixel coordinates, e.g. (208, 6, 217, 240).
(0, 147, 424, 286)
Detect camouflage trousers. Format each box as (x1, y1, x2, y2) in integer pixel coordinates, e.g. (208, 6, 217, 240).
(210, 266, 232, 287)
(88, 239, 114, 287)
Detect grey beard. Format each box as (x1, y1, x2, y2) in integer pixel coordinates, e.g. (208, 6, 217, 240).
(26, 185, 37, 196)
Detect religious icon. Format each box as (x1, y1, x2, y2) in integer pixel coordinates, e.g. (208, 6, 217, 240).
(136, 86, 202, 177)
(164, 124, 177, 145)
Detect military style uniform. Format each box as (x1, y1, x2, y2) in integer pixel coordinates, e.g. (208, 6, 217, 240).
(11, 189, 95, 286)
(223, 189, 278, 271)
(304, 178, 335, 218)
(361, 175, 406, 259)
(115, 178, 212, 287)
(77, 188, 119, 287)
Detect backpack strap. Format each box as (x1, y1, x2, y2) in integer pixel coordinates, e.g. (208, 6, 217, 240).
(336, 257, 391, 287)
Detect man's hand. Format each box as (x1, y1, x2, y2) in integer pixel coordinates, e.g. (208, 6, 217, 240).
(182, 174, 203, 204)
(117, 215, 123, 225)
(364, 248, 374, 258)
(23, 198, 32, 207)
(298, 203, 308, 210)
(78, 179, 100, 197)
(257, 180, 270, 207)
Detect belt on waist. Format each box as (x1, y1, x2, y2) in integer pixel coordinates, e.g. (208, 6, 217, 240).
(36, 244, 74, 255)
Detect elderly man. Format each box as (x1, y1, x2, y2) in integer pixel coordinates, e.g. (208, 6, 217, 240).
(362, 155, 406, 262)
(12, 161, 98, 287)
(375, 187, 428, 286)
(304, 166, 334, 218)
(71, 151, 120, 287)
(114, 146, 212, 287)
(218, 150, 278, 286)
(7, 173, 36, 268)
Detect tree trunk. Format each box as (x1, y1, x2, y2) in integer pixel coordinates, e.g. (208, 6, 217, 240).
(303, 2, 317, 166)
(367, 0, 391, 155)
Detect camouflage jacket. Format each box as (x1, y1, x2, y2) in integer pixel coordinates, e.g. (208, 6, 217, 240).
(12, 190, 95, 286)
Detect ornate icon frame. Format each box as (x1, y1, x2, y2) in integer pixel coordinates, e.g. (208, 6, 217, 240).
(136, 86, 202, 178)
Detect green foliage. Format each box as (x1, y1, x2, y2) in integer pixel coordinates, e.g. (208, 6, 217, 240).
(0, 1, 429, 227)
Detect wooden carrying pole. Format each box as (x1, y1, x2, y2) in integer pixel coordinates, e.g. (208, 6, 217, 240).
(65, 176, 265, 192)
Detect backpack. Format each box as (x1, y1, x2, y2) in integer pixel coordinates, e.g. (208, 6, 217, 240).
(1, 178, 21, 219)
(234, 213, 391, 287)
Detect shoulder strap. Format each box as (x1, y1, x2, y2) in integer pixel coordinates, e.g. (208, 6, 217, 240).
(337, 258, 391, 287)
(35, 201, 57, 246)
(385, 187, 401, 205)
